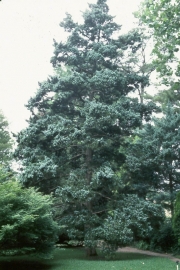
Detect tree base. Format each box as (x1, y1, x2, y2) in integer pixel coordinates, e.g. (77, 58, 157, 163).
(85, 247, 97, 256)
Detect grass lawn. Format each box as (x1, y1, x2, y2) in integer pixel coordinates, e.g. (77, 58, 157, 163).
(0, 247, 177, 270)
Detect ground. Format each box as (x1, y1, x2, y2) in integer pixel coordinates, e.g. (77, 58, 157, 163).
(119, 247, 180, 262)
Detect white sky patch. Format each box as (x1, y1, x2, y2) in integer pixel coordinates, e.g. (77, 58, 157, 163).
(0, 0, 142, 133)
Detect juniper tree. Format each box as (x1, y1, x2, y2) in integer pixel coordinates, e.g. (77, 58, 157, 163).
(15, 0, 162, 256)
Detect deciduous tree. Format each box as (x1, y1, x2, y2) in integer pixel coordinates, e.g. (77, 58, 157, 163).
(136, 0, 180, 107)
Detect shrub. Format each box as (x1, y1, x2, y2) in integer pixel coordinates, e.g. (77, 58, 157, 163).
(150, 220, 176, 252)
(0, 168, 59, 258)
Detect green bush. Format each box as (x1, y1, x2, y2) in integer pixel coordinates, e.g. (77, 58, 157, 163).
(150, 220, 176, 252)
(0, 167, 59, 258)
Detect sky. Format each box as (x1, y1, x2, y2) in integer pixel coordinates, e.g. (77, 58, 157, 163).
(0, 0, 142, 133)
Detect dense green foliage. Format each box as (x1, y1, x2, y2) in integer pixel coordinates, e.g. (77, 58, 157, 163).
(57, 193, 164, 257)
(173, 192, 180, 248)
(14, 0, 157, 193)
(126, 0, 180, 252)
(0, 111, 13, 165)
(14, 0, 163, 256)
(124, 105, 180, 215)
(150, 220, 176, 252)
(0, 167, 59, 258)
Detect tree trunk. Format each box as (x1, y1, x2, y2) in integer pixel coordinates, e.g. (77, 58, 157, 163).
(86, 147, 93, 210)
(85, 247, 97, 256)
(84, 148, 97, 256)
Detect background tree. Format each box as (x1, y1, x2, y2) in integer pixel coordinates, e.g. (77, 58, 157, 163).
(136, 0, 180, 107)
(120, 28, 156, 104)
(124, 105, 180, 216)
(14, 0, 162, 256)
(0, 110, 13, 166)
(0, 166, 59, 258)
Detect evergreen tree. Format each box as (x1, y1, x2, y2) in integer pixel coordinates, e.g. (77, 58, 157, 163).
(124, 105, 180, 216)
(15, 0, 161, 256)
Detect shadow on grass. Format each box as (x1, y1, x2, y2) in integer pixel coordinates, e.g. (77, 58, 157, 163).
(0, 248, 161, 270)
(0, 260, 52, 270)
(54, 247, 157, 262)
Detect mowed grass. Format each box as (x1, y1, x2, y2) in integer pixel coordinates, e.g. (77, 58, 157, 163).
(0, 248, 177, 270)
